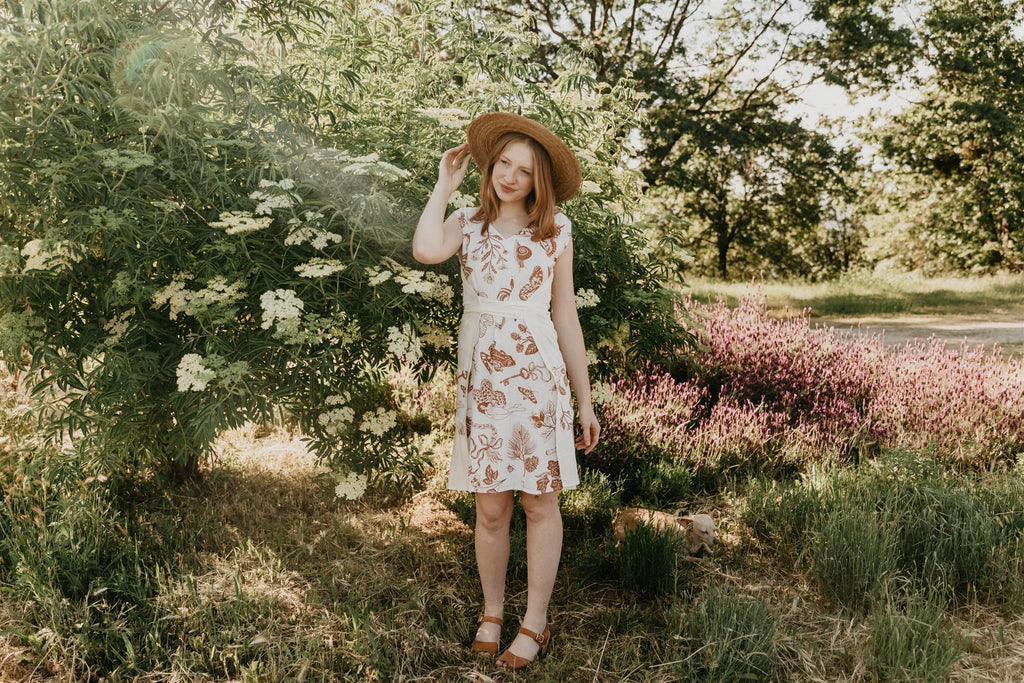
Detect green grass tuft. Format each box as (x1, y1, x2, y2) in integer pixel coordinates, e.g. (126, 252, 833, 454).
(811, 507, 896, 613)
(672, 583, 789, 681)
(865, 589, 962, 682)
(614, 522, 681, 598)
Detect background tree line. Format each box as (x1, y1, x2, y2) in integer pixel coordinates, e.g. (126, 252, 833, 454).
(485, 0, 1024, 279)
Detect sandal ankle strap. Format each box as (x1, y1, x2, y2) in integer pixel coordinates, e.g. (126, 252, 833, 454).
(478, 615, 504, 626)
(517, 624, 549, 645)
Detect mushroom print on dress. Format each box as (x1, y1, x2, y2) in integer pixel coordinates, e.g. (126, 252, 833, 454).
(449, 208, 579, 494)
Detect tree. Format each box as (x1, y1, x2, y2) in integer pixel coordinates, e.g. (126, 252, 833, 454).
(869, 0, 1024, 272)
(483, 0, 863, 278)
(646, 95, 855, 278)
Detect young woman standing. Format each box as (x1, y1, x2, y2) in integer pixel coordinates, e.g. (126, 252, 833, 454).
(413, 112, 600, 671)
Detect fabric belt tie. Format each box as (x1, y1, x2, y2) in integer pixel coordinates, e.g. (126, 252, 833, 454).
(463, 298, 549, 317)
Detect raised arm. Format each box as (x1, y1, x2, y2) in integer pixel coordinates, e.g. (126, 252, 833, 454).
(413, 143, 472, 264)
(550, 239, 601, 454)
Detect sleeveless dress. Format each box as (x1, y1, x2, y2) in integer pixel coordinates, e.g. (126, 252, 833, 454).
(448, 207, 580, 494)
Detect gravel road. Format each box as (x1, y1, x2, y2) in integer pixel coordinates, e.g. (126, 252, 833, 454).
(817, 314, 1024, 357)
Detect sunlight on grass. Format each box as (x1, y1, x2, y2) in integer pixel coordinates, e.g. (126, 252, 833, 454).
(686, 270, 1024, 317)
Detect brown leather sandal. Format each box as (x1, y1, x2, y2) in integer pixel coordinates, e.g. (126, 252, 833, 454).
(470, 615, 503, 656)
(495, 623, 550, 671)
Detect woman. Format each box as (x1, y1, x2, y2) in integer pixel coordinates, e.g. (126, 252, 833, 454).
(413, 112, 600, 671)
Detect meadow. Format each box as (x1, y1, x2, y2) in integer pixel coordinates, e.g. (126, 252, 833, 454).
(2, 279, 1024, 681)
(686, 270, 1024, 318)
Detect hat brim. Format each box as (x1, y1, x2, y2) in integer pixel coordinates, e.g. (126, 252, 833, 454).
(466, 112, 582, 204)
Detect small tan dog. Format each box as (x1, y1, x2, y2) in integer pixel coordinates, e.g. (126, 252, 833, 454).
(612, 507, 718, 555)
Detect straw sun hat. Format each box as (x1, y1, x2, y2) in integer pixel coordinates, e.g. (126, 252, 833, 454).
(466, 112, 582, 204)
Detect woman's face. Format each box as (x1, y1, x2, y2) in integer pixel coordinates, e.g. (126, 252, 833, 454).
(490, 140, 535, 205)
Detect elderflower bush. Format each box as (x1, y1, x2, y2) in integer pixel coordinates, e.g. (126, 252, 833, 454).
(0, 0, 687, 494)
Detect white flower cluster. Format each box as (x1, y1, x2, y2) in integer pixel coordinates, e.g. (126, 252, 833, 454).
(295, 258, 346, 278)
(21, 239, 81, 273)
(586, 348, 598, 365)
(394, 268, 454, 304)
(448, 191, 477, 209)
(95, 148, 155, 172)
(359, 407, 398, 437)
(415, 107, 471, 129)
(250, 178, 299, 215)
(365, 266, 393, 286)
(591, 380, 613, 406)
(387, 322, 423, 365)
(580, 180, 602, 194)
(153, 275, 245, 321)
(285, 212, 343, 250)
(341, 153, 411, 182)
(260, 289, 304, 330)
(103, 309, 135, 346)
(176, 353, 216, 392)
(334, 471, 368, 500)
(209, 210, 273, 235)
(319, 393, 356, 436)
(575, 288, 600, 308)
(419, 324, 451, 349)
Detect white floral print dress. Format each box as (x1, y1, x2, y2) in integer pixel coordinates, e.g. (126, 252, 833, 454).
(448, 208, 579, 494)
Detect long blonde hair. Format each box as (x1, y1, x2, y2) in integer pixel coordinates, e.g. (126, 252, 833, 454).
(472, 133, 558, 242)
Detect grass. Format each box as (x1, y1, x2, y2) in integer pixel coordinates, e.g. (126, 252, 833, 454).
(671, 583, 789, 681)
(686, 270, 1024, 317)
(5, 426, 1024, 680)
(866, 590, 962, 682)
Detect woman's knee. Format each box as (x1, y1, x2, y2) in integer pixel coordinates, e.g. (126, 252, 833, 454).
(475, 492, 514, 531)
(520, 491, 560, 523)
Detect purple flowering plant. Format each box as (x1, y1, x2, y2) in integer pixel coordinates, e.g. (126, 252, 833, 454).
(586, 295, 1024, 486)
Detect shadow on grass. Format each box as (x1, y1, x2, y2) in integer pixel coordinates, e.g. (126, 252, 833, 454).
(139, 459, 732, 681)
(140, 460, 486, 680)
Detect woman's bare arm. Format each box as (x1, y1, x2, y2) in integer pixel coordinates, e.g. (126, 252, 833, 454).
(413, 143, 471, 264)
(550, 240, 601, 454)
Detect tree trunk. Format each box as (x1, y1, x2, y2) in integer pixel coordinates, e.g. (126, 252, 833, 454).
(715, 222, 731, 278)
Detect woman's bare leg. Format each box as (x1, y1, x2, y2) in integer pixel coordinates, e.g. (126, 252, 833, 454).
(504, 490, 562, 660)
(474, 491, 515, 644)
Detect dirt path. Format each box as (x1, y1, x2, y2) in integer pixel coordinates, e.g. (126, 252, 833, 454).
(816, 311, 1024, 357)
